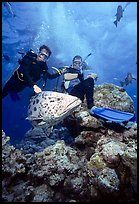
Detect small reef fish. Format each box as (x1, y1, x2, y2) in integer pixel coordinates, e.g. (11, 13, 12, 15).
(120, 73, 136, 87)
(113, 3, 131, 27)
(26, 91, 81, 129)
(113, 77, 118, 80)
(113, 5, 124, 27)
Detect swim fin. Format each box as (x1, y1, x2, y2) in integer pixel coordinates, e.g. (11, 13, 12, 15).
(89, 106, 135, 123)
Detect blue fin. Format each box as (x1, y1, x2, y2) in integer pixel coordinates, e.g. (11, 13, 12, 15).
(89, 106, 135, 123)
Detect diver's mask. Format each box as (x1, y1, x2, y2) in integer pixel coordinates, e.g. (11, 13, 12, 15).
(39, 51, 49, 61)
(73, 58, 82, 68)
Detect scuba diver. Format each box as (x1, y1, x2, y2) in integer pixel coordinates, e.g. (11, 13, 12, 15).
(2, 45, 64, 100)
(61, 55, 98, 109)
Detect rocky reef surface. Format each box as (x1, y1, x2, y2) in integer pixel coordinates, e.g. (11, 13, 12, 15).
(2, 83, 137, 202)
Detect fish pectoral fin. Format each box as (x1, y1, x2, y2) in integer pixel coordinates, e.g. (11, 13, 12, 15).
(26, 116, 43, 121)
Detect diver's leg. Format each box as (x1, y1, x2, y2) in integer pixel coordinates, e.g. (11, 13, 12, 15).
(69, 85, 84, 102)
(2, 76, 26, 99)
(2, 80, 12, 98)
(82, 78, 94, 109)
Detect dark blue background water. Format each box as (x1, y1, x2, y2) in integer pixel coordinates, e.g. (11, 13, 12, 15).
(2, 2, 137, 144)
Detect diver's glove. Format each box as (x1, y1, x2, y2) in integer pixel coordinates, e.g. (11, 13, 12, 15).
(33, 85, 42, 94)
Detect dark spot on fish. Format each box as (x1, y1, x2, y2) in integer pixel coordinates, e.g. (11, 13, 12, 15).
(42, 93, 45, 98)
(33, 100, 35, 105)
(36, 99, 39, 104)
(30, 111, 32, 115)
(43, 105, 48, 108)
(34, 107, 37, 111)
(28, 105, 31, 109)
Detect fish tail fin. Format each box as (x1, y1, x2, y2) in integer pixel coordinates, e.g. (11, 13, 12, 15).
(113, 20, 117, 27)
(120, 81, 124, 87)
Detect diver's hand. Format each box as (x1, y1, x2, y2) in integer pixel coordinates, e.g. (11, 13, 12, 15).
(33, 85, 42, 94)
(87, 73, 98, 81)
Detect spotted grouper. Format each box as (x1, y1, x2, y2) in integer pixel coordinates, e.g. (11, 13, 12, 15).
(26, 91, 81, 129)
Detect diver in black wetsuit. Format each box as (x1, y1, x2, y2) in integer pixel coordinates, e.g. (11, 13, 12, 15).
(2, 45, 64, 100)
(61, 55, 98, 109)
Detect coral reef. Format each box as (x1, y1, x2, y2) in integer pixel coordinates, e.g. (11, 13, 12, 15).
(2, 83, 137, 202)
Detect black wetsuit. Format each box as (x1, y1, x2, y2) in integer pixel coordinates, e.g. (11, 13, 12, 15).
(2, 51, 60, 98)
(62, 66, 94, 109)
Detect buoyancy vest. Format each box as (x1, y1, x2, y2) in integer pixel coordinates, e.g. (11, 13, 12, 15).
(16, 50, 37, 82)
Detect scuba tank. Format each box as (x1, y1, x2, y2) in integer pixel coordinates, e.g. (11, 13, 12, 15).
(18, 49, 37, 64)
(4, 49, 37, 86)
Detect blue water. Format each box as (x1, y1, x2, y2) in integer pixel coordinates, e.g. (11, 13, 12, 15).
(2, 2, 137, 144)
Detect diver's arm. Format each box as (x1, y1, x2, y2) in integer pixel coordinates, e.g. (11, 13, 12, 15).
(43, 66, 62, 80)
(64, 73, 78, 80)
(46, 71, 61, 79)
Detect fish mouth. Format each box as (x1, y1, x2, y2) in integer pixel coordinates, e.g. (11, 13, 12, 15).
(56, 98, 81, 119)
(66, 98, 81, 110)
(26, 117, 46, 127)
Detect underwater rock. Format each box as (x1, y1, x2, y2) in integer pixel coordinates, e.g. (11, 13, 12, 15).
(93, 83, 134, 113)
(64, 176, 84, 194)
(97, 167, 120, 193)
(2, 130, 27, 176)
(32, 184, 54, 202)
(96, 139, 126, 168)
(75, 110, 104, 129)
(16, 126, 74, 154)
